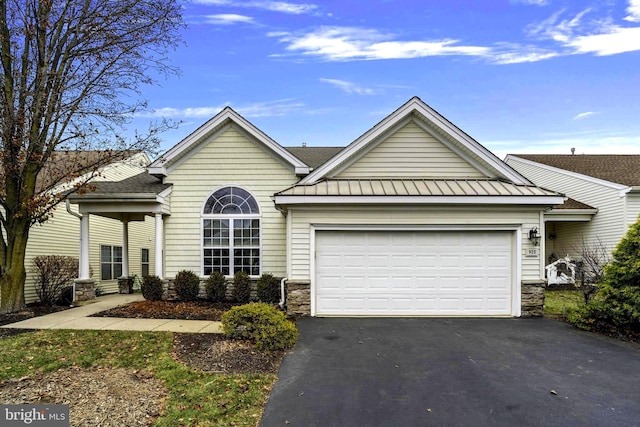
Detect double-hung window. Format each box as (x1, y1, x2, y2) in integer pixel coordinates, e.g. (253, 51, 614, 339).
(101, 245, 123, 280)
(202, 186, 260, 276)
(141, 248, 150, 277)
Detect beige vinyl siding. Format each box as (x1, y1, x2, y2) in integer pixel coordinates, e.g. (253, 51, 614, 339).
(288, 205, 543, 282)
(507, 158, 627, 257)
(24, 207, 155, 303)
(163, 125, 298, 278)
(335, 121, 485, 179)
(21, 154, 154, 304)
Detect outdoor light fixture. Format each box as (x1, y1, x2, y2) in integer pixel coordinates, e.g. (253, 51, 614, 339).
(528, 227, 541, 246)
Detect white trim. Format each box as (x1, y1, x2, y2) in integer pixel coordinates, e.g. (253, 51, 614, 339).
(200, 184, 262, 216)
(275, 195, 565, 206)
(301, 97, 531, 185)
(310, 224, 316, 317)
(200, 185, 263, 278)
(505, 155, 631, 191)
(286, 211, 292, 278)
(310, 224, 522, 317)
(149, 107, 309, 176)
(539, 210, 545, 279)
(514, 227, 522, 317)
(155, 214, 164, 279)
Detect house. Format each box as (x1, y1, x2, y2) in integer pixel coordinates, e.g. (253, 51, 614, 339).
(69, 97, 564, 317)
(20, 151, 157, 304)
(504, 154, 640, 269)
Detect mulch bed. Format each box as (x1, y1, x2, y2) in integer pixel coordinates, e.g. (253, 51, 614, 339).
(173, 333, 285, 374)
(91, 299, 238, 321)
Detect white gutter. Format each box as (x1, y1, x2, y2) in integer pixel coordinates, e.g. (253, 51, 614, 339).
(279, 277, 287, 309)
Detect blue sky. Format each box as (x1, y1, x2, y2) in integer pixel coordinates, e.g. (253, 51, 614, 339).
(132, 0, 640, 159)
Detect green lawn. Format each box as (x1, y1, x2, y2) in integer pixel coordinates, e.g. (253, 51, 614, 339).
(544, 289, 585, 317)
(0, 330, 274, 426)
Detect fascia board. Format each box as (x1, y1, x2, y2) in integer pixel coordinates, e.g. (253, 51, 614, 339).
(274, 195, 566, 205)
(506, 155, 629, 191)
(69, 193, 159, 202)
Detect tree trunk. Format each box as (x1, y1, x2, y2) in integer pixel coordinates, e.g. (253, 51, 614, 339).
(0, 221, 29, 314)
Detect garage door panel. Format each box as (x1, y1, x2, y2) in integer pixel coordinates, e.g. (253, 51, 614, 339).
(315, 230, 514, 316)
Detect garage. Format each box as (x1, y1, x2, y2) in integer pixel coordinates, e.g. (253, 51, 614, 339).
(314, 230, 515, 316)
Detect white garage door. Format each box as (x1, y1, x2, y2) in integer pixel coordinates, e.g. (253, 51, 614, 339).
(315, 230, 514, 316)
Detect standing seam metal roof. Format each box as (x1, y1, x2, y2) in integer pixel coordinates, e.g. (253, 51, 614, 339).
(276, 179, 559, 197)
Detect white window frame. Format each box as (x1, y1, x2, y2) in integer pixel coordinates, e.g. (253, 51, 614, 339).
(201, 186, 262, 277)
(141, 248, 150, 277)
(100, 244, 123, 281)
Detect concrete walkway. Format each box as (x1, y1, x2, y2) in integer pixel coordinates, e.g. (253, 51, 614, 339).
(0, 294, 223, 333)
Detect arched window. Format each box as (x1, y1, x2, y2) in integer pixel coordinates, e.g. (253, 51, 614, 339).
(202, 187, 260, 276)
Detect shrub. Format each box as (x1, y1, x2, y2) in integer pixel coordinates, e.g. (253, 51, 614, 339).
(568, 220, 640, 334)
(232, 271, 252, 303)
(31, 255, 78, 306)
(205, 271, 228, 302)
(222, 302, 298, 351)
(174, 270, 200, 301)
(256, 273, 281, 303)
(142, 275, 164, 301)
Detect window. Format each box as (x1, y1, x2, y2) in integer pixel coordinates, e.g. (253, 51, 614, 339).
(202, 186, 260, 276)
(141, 248, 150, 277)
(101, 245, 123, 280)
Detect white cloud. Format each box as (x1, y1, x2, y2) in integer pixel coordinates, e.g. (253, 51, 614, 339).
(271, 27, 490, 61)
(192, 0, 317, 15)
(319, 78, 375, 95)
(137, 99, 305, 119)
(567, 26, 640, 55)
(204, 14, 255, 25)
(625, 0, 640, 22)
(234, 99, 305, 117)
(573, 111, 598, 120)
(527, 7, 640, 56)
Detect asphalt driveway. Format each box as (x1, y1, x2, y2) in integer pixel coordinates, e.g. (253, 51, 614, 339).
(261, 318, 640, 427)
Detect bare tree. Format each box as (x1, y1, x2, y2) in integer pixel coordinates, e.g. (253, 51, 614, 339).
(0, 0, 184, 312)
(573, 236, 611, 285)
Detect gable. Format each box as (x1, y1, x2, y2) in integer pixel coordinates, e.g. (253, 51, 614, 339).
(165, 124, 297, 183)
(300, 97, 530, 185)
(334, 120, 485, 179)
(149, 107, 309, 177)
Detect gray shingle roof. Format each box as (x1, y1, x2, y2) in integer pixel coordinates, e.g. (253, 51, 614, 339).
(513, 154, 640, 187)
(554, 197, 595, 210)
(284, 147, 344, 169)
(70, 172, 171, 198)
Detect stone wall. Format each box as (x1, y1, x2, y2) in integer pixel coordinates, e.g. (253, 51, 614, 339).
(286, 281, 311, 316)
(74, 279, 96, 302)
(521, 280, 546, 317)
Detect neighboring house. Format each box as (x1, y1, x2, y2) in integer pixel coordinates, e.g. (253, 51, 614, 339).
(505, 154, 640, 267)
(70, 97, 564, 317)
(20, 151, 156, 304)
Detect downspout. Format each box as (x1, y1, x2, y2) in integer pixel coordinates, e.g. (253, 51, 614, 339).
(66, 200, 82, 302)
(279, 277, 287, 309)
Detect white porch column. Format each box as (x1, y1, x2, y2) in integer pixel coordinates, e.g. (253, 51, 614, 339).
(121, 219, 129, 278)
(79, 214, 91, 280)
(155, 213, 164, 279)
